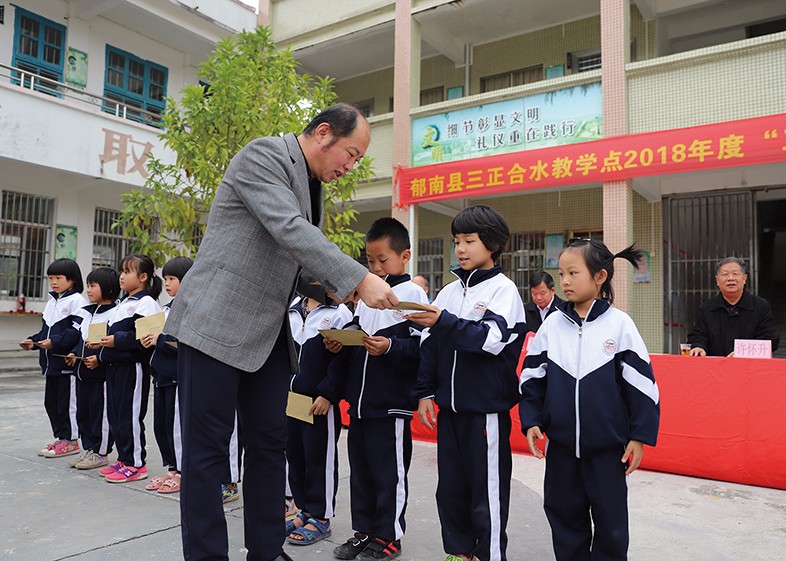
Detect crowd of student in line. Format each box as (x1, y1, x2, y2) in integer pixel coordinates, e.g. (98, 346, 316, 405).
(22, 205, 660, 561)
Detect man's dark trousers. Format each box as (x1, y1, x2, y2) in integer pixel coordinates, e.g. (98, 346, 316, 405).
(179, 326, 290, 561)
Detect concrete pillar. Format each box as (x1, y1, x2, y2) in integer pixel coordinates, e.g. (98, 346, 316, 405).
(257, 0, 269, 27)
(601, 0, 633, 311)
(391, 0, 421, 274)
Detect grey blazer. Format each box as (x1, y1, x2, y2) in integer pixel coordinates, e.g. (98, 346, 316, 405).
(166, 133, 368, 372)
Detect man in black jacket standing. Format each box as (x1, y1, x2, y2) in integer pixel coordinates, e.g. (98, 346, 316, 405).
(687, 257, 779, 357)
(524, 271, 563, 335)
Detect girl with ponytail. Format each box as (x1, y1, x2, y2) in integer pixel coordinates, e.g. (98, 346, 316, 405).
(519, 238, 660, 561)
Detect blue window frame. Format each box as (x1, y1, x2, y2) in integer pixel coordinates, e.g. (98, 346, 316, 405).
(104, 46, 168, 124)
(12, 8, 66, 94)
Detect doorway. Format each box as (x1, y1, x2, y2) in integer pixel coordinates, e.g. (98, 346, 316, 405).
(757, 196, 786, 358)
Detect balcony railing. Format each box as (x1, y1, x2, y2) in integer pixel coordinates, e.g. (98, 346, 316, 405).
(0, 63, 163, 127)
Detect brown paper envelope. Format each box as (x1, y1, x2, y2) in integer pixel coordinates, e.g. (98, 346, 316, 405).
(87, 322, 107, 344)
(286, 391, 314, 424)
(135, 312, 166, 340)
(318, 328, 370, 346)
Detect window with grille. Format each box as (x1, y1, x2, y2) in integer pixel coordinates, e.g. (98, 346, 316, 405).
(576, 51, 602, 72)
(353, 99, 374, 118)
(104, 46, 168, 124)
(480, 65, 543, 93)
(417, 238, 444, 300)
(12, 8, 66, 95)
(571, 230, 604, 242)
(420, 86, 444, 106)
(92, 208, 130, 271)
(0, 191, 54, 300)
(498, 232, 545, 302)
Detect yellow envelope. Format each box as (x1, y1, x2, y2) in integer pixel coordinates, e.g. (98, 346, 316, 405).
(88, 322, 107, 344)
(52, 354, 85, 361)
(135, 311, 166, 340)
(165, 341, 178, 349)
(286, 391, 314, 424)
(318, 328, 370, 346)
(395, 301, 433, 312)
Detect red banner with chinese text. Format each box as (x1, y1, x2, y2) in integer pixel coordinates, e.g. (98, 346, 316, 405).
(397, 113, 786, 206)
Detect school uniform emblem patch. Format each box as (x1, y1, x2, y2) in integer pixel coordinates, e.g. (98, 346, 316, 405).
(473, 301, 488, 317)
(602, 339, 617, 355)
(320, 317, 331, 328)
(392, 309, 406, 320)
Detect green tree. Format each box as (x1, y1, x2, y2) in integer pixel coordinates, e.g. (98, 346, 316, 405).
(117, 26, 371, 264)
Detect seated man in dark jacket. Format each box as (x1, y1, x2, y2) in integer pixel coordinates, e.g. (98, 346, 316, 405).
(687, 257, 779, 356)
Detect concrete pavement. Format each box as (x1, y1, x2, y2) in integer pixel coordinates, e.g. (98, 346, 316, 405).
(1, 367, 784, 561)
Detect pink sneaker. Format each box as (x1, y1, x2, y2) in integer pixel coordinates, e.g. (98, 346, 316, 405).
(99, 460, 125, 477)
(105, 464, 148, 483)
(41, 440, 80, 458)
(38, 441, 57, 457)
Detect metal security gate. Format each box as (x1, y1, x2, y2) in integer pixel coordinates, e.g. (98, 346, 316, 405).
(663, 191, 756, 354)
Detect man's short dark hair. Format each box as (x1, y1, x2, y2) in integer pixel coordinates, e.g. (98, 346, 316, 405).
(302, 102, 364, 140)
(716, 257, 747, 276)
(162, 256, 194, 282)
(529, 271, 554, 290)
(86, 267, 120, 301)
(366, 217, 411, 254)
(451, 205, 510, 262)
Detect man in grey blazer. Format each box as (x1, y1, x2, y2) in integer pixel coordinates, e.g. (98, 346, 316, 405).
(166, 103, 399, 561)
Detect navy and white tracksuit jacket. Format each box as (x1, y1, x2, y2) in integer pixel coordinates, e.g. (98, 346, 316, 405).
(150, 300, 182, 471)
(29, 289, 88, 441)
(519, 299, 660, 561)
(415, 267, 526, 561)
(29, 290, 87, 376)
(100, 290, 161, 467)
(338, 274, 428, 541)
(286, 298, 352, 519)
(71, 303, 116, 455)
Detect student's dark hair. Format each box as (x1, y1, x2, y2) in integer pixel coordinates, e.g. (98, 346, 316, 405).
(716, 256, 747, 276)
(120, 253, 163, 300)
(561, 238, 643, 305)
(366, 217, 411, 254)
(302, 102, 365, 142)
(86, 268, 120, 302)
(162, 256, 194, 282)
(47, 258, 84, 293)
(529, 270, 555, 290)
(451, 205, 510, 262)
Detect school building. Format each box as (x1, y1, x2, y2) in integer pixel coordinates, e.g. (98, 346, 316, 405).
(0, 0, 258, 341)
(265, 0, 786, 355)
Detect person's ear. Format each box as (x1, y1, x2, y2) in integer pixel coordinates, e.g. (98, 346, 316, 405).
(401, 249, 412, 266)
(595, 268, 608, 285)
(315, 122, 332, 144)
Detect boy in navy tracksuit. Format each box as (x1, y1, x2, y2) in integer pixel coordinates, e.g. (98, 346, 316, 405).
(327, 218, 428, 561)
(67, 267, 120, 470)
(409, 206, 526, 561)
(519, 238, 660, 561)
(284, 296, 353, 545)
(20, 258, 87, 458)
(140, 256, 192, 493)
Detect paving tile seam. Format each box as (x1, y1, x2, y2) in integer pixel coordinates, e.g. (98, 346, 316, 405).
(51, 524, 182, 561)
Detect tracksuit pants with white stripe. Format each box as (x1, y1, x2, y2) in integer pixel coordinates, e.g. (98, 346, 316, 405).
(348, 416, 412, 541)
(287, 404, 341, 519)
(437, 410, 512, 561)
(153, 384, 179, 471)
(106, 363, 150, 468)
(76, 379, 112, 455)
(544, 442, 629, 561)
(43, 373, 78, 441)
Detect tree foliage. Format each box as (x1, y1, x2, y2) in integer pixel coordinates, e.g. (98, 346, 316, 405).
(117, 26, 371, 264)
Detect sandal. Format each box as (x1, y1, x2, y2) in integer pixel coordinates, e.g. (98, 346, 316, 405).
(285, 512, 309, 536)
(285, 497, 299, 520)
(287, 517, 331, 546)
(158, 475, 181, 494)
(145, 475, 168, 491)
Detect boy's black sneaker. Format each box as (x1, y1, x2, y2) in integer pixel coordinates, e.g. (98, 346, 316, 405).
(334, 532, 373, 560)
(356, 537, 401, 560)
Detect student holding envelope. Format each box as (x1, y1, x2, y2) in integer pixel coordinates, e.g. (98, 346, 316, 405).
(66, 267, 120, 470)
(97, 254, 162, 484)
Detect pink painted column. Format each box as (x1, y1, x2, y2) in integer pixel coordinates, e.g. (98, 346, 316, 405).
(257, 0, 269, 27)
(391, 0, 420, 269)
(601, 0, 633, 311)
